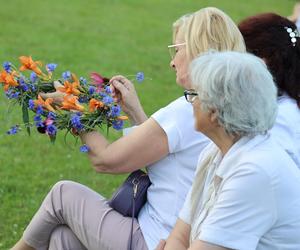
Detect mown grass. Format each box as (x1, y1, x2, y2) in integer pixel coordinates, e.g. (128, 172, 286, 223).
(0, 0, 294, 248)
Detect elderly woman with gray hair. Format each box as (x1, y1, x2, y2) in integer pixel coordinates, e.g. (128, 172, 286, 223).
(158, 51, 300, 250)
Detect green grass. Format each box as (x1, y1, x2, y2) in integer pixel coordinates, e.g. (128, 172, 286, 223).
(0, 0, 295, 248)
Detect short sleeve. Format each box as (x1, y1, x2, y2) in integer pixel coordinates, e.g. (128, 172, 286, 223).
(151, 97, 208, 153)
(179, 188, 192, 225)
(199, 164, 276, 250)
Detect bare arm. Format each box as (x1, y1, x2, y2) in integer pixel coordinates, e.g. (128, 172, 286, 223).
(163, 219, 191, 250)
(80, 117, 169, 173)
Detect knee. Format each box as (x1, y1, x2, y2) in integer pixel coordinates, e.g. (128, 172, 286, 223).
(49, 226, 84, 249)
(51, 180, 78, 194)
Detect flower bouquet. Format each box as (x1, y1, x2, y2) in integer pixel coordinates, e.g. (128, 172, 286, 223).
(0, 56, 130, 152)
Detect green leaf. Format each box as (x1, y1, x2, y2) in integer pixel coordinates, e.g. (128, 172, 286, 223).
(22, 104, 30, 135)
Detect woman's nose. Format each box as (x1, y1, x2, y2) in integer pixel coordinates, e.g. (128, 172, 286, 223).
(170, 59, 175, 69)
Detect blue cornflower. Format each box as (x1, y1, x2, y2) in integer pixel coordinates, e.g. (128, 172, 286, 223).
(30, 72, 37, 83)
(47, 112, 57, 120)
(105, 86, 112, 94)
(19, 78, 29, 92)
(78, 96, 88, 103)
(3, 62, 12, 73)
(35, 121, 44, 128)
(34, 115, 42, 122)
(29, 84, 37, 91)
(46, 124, 57, 136)
(62, 71, 71, 80)
(110, 105, 121, 117)
(80, 144, 90, 153)
(28, 99, 35, 110)
(36, 105, 43, 115)
(88, 86, 95, 95)
(136, 72, 144, 83)
(6, 90, 20, 99)
(102, 95, 113, 105)
(112, 120, 124, 130)
(80, 77, 87, 85)
(46, 63, 57, 72)
(71, 113, 84, 131)
(6, 125, 19, 135)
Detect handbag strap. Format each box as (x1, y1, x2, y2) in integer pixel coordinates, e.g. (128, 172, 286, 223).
(127, 178, 139, 250)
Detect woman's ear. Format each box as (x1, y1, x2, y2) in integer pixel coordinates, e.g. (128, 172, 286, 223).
(209, 108, 218, 124)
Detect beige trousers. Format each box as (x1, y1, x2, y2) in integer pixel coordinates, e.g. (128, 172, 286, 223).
(23, 180, 148, 250)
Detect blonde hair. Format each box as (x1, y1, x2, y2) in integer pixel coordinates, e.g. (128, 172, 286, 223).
(173, 7, 246, 61)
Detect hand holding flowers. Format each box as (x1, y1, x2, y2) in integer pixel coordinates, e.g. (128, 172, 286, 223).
(0, 56, 135, 151)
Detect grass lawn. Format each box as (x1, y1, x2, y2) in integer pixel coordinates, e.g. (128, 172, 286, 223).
(0, 0, 294, 248)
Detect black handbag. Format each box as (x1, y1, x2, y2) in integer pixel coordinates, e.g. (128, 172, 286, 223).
(108, 169, 151, 217)
(108, 169, 151, 250)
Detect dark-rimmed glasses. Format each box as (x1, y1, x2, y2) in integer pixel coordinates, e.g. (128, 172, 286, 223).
(184, 89, 198, 103)
(167, 43, 186, 59)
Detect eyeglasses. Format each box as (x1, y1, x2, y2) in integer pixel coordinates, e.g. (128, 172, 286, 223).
(167, 42, 186, 59)
(184, 89, 198, 103)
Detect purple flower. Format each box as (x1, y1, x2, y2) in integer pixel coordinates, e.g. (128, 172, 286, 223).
(136, 72, 144, 83)
(19, 78, 29, 92)
(46, 124, 57, 136)
(88, 86, 95, 95)
(3, 62, 12, 73)
(103, 95, 113, 105)
(46, 63, 57, 72)
(110, 105, 121, 117)
(36, 105, 43, 115)
(28, 99, 35, 109)
(71, 113, 84, 131)
(6, 90, 20, 99)
(30, 72, 37, 83)
(34, 115, 42, 122)
(105, 86, 112, 94)
(47, 112, 57, 120)
(6, 125, 19, 135)
(62, 71, 71, 80)
(80, 144, 90, 153)
(112, 120, 124, 130)
(78, 96, 88, 103)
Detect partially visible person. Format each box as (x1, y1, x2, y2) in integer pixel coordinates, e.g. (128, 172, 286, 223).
(160, 51, 300, 250)
(12, 7, 246, 250)
(239, 13, 300, 168)
(288, 1, 300, 30)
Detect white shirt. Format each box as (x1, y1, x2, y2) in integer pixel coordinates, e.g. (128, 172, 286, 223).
(180, 134, 300, 250)
(137, 96, 210, 249)
(271, 95, 300, 168)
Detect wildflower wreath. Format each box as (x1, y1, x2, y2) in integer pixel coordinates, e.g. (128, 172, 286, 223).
(0, 56, 144, 151)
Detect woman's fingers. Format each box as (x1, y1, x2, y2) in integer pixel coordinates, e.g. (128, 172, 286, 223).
(110, 75, 134, 90)
(40, 91, 65, 104)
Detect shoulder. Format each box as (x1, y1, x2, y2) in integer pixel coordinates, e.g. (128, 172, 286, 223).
(277, 95, 300, 124)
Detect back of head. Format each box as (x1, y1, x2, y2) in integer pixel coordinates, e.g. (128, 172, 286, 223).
(182, 7, 246, 60)
(239, 13, 300, 107)
(190, 51, 278, 137)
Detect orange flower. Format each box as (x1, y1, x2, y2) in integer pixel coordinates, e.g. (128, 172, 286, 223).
(58, 74, 81, 95)
(61, 95, 85, 112)
(34, 95, 55, 112)
(0, 70, 19, 91)
(19, 56, 42, 75)
(117, 115, 128, 120)
(89, 98, 104, 112)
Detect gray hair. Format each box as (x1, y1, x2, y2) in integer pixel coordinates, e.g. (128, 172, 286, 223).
(190, 51, 278, 136)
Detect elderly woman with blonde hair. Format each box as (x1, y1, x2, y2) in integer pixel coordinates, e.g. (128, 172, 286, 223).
(159, 51, 300, 250)
(12, 8, 246, 250)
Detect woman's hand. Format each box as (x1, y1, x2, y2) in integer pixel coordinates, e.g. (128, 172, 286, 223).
(110, 75, 147, 125)
(40, 81, 66, 105)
